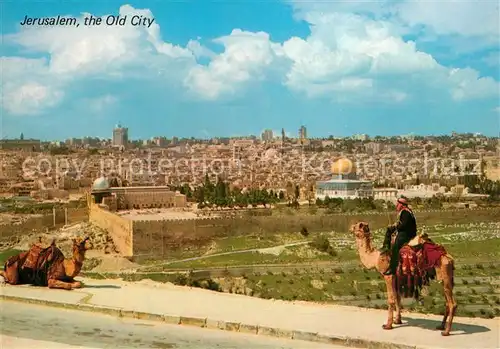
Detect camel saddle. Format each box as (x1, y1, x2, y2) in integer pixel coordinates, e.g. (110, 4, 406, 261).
(22, 240, 59, 271)
(391, 233, 448, 299)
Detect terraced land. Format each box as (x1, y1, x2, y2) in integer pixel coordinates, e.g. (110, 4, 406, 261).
(83, 222, 500, 319)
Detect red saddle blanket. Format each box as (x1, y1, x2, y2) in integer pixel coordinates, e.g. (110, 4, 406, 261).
(22, 244, 59, 271)
(395, 242, 448, 299)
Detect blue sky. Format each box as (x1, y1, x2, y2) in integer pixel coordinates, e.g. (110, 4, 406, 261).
(1, 0, 499, 141)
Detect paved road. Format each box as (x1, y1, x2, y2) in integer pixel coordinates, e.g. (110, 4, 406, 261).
(0, 301, 354, 349)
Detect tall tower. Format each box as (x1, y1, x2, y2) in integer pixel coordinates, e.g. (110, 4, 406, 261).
(281, 128, 285, 142)
(299, 125, 307, 144)
(261, 129, 273, 142)
(112, 124, 129, 148)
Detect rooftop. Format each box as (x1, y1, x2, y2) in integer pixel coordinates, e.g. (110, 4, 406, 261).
(318, 179, 372, 184)
(117, 209, 201, 221)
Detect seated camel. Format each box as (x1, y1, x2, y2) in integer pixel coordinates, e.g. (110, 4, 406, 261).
(0, 237, 92, 290)
(350, 222, 457, 336)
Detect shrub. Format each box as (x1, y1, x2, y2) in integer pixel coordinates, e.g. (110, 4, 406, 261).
(462, 279, 469, 285)
(174, 274, 188, 286)
(300, 226, 309, 236)
(196, 279, 221, 292)
(310, 235, 334, 254)
(327, 246, 337, 256)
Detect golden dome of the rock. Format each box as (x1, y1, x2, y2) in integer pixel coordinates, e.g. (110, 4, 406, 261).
(330, 158, 355, 174)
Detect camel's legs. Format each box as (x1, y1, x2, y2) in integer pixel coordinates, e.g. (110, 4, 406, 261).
(394, 291, 403, 325)
(0, 263, 19, 284)
(440, 259, 457, 336)
(47, 278, 80, 290)
(383, 275, 396, 330)
(435, 266, 448, 331)
(437, 304, 449, 331)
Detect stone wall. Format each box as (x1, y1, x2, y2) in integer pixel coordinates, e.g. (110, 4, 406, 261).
(130, 208, 500, 259)
(0, 208, 88, 241)
(107, 187, 186, 210)
(89, 204, 133, 256)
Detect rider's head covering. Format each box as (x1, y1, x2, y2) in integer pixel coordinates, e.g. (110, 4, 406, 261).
(397, 197, 408, 206)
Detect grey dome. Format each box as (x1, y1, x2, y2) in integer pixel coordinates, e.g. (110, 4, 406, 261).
(91, 177, 110, 191)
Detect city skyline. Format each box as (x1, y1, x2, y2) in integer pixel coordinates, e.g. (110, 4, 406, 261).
(2, 1, 499, 140)
(3, 127, 498, 144)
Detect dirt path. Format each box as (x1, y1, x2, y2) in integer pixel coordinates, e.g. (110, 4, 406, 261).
(134, 240, 313, 272)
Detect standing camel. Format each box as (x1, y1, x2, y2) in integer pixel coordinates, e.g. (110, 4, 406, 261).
(350, 222, 457, 336)
(0, 237, 92, 290)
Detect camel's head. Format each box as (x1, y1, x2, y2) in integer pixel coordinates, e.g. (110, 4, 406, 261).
(72, 236, 92, 254)
(350, 221, 371, 239)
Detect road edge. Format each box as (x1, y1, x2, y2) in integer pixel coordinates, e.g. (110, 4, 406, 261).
(0, 294, 423, 349)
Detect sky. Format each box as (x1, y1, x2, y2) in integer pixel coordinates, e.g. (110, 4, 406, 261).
(1, 0, 500, 141)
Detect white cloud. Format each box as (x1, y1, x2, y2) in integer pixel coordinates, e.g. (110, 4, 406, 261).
(184, 29, 282, 99)
(187, 39, 216, 59)
(395, 0, 499, 38)
(0, 57, 64, 115)
(2, 5, 200, 116)
(1, 2, 499, 117)
(6, 6, 195, 77)
(2, 82, 64, 115)
(277, 9, 499, 102)
(447, 68, 500, 101)
(87, 95, 118, 112)
(292, 0, 499, 52)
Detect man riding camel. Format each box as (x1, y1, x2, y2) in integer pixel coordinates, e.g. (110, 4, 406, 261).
(382, 197, 417, 275)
